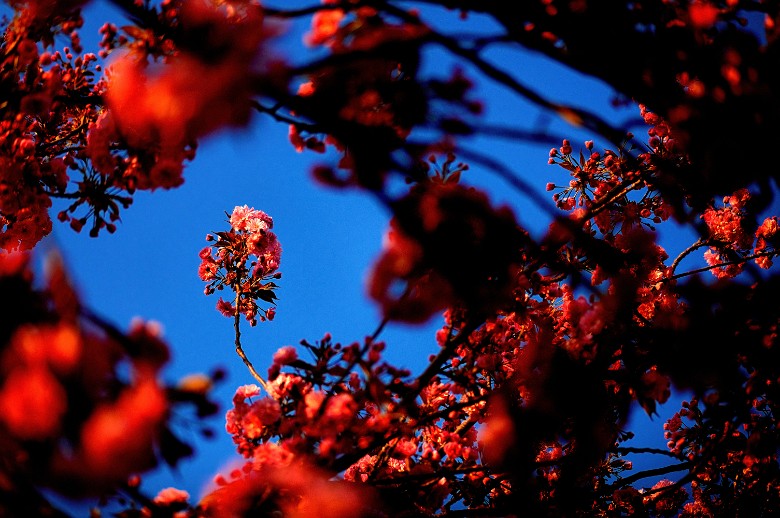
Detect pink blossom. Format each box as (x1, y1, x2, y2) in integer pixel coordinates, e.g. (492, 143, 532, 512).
(702, 205, 750, 249)
(153, 487, 190, 506)
(272, 346, 298, 365)
(306, 8, 345, 46)
(198, 253, 218, 280)
(579, 304, 606, 338)
(267, 373, 309, 400)
(344, 454, 377, 482)
(242, 398, 281, 439)
(216, 297, 235, 317)
(755, 255, 773, 269)
(233, 384, 262, 406)
(757, 216, 779, 240)
(252, 232, 282, 276)
(230, 205, 273, 233)
(200, 205, 281, 323)
(251, 442, 296, 470)
(304, 390, 326, 420)
(289, 125, 306, 152)
(704, 248, 743, 278)
(324, 393, 357, 429)
(394, 438, 418, 458)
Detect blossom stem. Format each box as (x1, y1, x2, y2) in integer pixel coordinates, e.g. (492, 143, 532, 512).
(233, 282, 268, 391)
(370, 316, 389, 342)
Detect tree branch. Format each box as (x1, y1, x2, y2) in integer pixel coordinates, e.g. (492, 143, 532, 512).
(661, 249, 778, 283)
(668, 238, 708, 277)
(604, 460, 693, 491)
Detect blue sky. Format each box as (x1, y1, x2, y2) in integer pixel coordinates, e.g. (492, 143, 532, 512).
(34, 0, 721, 509)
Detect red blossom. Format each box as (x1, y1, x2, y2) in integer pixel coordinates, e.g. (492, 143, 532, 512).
(202, 460, 376, 518)
(306, 6, 345, 47)
(78, 375, 168, 478)
(688, 2, 720, 28)
(757, 217, 779, 240)
(479, 395, 515, 466)
(0, 365, 67, 440)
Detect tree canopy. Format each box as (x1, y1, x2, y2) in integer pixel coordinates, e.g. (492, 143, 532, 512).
(1, 0, 780, 516)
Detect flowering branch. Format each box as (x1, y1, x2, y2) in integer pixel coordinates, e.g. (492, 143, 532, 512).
(199, 206, 282, 382)
(663, 249, 779, 283)
(603, 461, 694, 491)
(403, 318, 480, 403)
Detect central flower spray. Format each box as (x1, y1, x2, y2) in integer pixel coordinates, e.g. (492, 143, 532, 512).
(199, 205, 282, 387)
(200, 205, 282, 325)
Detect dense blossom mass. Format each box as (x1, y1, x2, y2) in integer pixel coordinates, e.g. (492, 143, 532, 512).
(2, 0, 780, 516)
(0, 253, 219, 514)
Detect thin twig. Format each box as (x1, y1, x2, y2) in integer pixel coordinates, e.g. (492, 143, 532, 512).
(604, 460, 693, 491)
(233, 281, 268, 391)
(452, 145, 558, 218)
(314, 315, 390, 420)
(371, 464, 495, 486)
(661, 249, 778, 283)
(261, 2, 348, 18)
(404, 318, 480, 404)
(668, 238, 707, 277)
(251, 100, 321, 131)
(616, 446, 685, 459)
(580, 178, 644, 222)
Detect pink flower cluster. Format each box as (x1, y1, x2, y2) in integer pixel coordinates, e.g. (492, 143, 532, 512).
(701, 189, 780, 277)
(199, 205, 281, 325)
